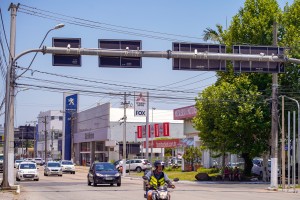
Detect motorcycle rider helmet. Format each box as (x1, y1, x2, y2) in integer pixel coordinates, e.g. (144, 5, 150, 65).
(153, 160, 164, 170)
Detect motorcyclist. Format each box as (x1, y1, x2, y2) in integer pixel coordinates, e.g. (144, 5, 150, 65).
(144, 160, 175, 200)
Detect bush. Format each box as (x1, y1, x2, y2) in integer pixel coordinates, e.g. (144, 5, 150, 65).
(197, 167, 220, 174)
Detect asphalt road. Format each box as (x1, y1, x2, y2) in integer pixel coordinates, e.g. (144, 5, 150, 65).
(1, 167, 300, 200)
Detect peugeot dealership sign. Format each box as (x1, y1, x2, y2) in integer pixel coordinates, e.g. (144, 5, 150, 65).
(134, 92, 147, 117)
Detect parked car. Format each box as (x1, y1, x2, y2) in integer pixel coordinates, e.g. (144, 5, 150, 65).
(14, 159, 23, 168)
(126, 159, 152, 173)
(251, 158, 279, 177)
(44, 161, 63, 176)
(16, 161, 39, 181)
(87, 162, 121, 187)
(61, 160, 76, 174)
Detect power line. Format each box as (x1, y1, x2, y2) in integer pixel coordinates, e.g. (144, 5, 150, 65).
(19, 4, 203, 42)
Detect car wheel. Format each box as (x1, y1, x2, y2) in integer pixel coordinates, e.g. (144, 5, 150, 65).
(73, 172, 75, 174)
(16, 177, 20, 181)
(59, 175, 63, 177)
(136, 167, 142, 173)
(117, 182, 121, 187)
(87, 178, 91, 186)
(110, 183, 113, 186)
(260, 171, 263, 178)
(44, 173, 47, 176)
(35, 179, 39, 181)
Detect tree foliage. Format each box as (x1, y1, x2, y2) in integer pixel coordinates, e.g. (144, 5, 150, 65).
(196, 0, 290, 175)
(182, 146, 202, 171)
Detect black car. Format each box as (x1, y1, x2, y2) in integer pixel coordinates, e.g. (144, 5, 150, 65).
(87, 162, 121, 187)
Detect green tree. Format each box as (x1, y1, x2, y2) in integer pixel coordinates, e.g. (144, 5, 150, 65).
(194, 75, 270, 175)
(196, 0, 285, 175)
(182, 146, 202, 171)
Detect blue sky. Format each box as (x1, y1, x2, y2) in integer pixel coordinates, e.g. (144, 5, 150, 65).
(0, 0, 294, 126)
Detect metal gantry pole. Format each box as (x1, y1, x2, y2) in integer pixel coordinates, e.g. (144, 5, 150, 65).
(281, 96, 285, 189)
(293, 111, 296, 192)
(288, 111, 291, 189)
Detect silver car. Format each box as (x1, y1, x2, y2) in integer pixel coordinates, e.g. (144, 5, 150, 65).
(126, 159, 152, 173)
(44, 161, 63, 176)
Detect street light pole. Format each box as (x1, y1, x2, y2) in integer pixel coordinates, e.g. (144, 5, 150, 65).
(1, 3, 64, 187)
(2, 3, 18, 189)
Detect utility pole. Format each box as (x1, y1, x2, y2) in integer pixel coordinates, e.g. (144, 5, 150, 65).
(26, 121, 37, 158)
(2, 3, 18, 189)
(270, 21, 278, 190)
(151, 107, 156, 161)
(145, 92, 149, 160)
(41, 116, 48, 163)
(121, 92, 130, 176)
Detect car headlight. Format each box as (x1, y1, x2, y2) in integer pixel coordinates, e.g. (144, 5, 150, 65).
(114, 173, 120, 177)
(18, 170, 24, 174)
(96, 173, 103, 177)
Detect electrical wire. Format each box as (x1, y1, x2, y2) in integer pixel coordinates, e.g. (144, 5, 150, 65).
(19, 4, 203, 42)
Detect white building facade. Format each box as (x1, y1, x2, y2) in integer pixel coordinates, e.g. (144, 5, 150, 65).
(36, 110, 63, 160)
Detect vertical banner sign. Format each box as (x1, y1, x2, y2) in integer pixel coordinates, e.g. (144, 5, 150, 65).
(154, 124, 160, 137)
(64, 94, 78, 160)
(137, 126, 143, 138)
(134, 92, 147, 117)
(163, 122, 170, 136)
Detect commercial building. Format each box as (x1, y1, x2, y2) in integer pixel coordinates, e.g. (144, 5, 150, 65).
(73, 102, 184, 165)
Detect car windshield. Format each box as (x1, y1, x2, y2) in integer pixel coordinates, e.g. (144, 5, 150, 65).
(95, 163, 115, 171)
(48, 163, 60, 167)
(20, 163, 36, 169)
(62, 161, 73, 165)
(15, 160, 23, 163)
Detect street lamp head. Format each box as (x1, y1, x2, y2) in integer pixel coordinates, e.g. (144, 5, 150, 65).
(54, 23, 65, 30)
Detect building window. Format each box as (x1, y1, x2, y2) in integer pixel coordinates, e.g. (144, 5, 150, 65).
(81, 142, 90, 152)
(59, 116, 63, 121)
(51, 116, 55, 120)
(95, 141, 105, 151)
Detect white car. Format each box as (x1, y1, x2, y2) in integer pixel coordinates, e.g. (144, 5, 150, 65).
(61, 160, 76, 174)
(14, 160, 23, 168)
(16, 161, 39, 181)
(44, 161, 63, 176)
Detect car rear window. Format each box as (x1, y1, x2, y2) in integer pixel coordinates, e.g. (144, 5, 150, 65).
(62, 161, 73, 165)
(48, 162, 61, 167)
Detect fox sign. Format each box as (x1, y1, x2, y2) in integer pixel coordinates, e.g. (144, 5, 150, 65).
(134, 92, 148, 117)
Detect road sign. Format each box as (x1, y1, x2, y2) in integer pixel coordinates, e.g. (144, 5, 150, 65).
(52, 38, 81, 66)
(172, 42, 226, 71)
(98, 39, 142, 68)
(233, 45, 285, 73)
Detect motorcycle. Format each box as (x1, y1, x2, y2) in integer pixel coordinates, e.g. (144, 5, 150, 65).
(142, 175, 179, 200)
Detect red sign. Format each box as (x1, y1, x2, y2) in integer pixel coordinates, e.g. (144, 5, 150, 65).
(143, 139, 180, 148)
(137, 123, 170, 138)
(163, 122, 169, 136)
(173, 105, 197, 120)
(137, 126, 143, 138)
